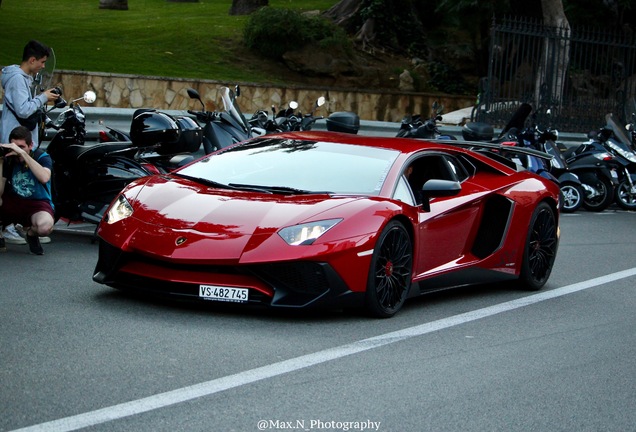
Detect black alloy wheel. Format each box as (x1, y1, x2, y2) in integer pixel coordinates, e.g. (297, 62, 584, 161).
(614, 179, 636, 210)
(519, 202, 558, 290)
(365, 221, 413, 318)
(582, 176, 614, 212)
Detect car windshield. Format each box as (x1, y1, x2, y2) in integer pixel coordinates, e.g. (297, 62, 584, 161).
(177, 138, 400, 195)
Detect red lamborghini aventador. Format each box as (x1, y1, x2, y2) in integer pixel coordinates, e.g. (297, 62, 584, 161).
(93, 131, 560, 317)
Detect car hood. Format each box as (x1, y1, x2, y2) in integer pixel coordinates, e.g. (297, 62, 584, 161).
(120, 176, 366, 261)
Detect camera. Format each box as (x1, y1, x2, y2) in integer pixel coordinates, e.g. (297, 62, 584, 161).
(0, 146, 9, 157)
(51, 86, 62, 96)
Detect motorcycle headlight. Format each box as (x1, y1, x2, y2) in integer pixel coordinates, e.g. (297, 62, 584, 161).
(278, 219, 342, 245)
(105, 195, 134, 224)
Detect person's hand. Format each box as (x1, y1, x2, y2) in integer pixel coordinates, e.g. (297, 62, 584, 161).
(0, 142, 24, 158)
(43, 88, 61, 102)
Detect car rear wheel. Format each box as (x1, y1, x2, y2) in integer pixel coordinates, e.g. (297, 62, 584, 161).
(365, 221, 413, 318)
(518, 202, 558, 291)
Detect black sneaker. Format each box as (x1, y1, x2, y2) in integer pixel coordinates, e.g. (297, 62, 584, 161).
(26, 234, 44, 255)
(0, 237, 6, 252)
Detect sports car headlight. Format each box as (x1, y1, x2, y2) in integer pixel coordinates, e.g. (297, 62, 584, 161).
(105, 195, 134, 224)
(278, 219, 342, 245)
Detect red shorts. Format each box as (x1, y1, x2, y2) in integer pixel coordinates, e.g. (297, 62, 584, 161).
(0, 192, 54, 228)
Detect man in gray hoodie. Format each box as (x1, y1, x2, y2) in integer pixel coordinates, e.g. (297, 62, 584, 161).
(1, 40, 60, 144)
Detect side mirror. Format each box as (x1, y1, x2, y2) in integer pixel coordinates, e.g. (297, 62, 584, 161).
(83, 91, 96, 104)
(289, 101, 299, 110)
(419, 179, 461, 212)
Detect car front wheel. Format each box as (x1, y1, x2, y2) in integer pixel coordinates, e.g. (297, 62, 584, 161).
(518, 202, 558, 290)
(365, 221, 413, 318)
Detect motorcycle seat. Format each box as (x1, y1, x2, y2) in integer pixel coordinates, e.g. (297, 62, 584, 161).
(64, 142, 137, 163)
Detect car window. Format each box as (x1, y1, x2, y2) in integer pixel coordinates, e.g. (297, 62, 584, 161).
(178, 138, 400, 195)
(444, 155, 471, 182)
(393, 175, 416, 206)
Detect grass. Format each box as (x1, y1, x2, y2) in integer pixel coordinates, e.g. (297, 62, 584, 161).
(0, 0, 339, 83)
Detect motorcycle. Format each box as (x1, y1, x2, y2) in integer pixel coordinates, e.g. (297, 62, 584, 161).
(249, 96, 327, 134)
(597, 114, 636, 210)
(98, 109, 203, 174)
(44, 90, 155, 224)
(396, 101, 456, 140)
(561, 138, 619, 212)
(518, 124, 585, 213)
(187, 86, 251, 154)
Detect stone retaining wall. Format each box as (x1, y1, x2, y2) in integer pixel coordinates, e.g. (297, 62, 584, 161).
(2, 70, 474, 123)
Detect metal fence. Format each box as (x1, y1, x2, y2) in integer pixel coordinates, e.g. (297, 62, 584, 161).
(474, 17, 636, 133)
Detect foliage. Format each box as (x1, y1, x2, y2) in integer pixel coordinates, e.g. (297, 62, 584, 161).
(0, 0, 339, 83)
(243, 7, 350, 60)
(426, 61, 472, 95)
(358, 0, 427, 54)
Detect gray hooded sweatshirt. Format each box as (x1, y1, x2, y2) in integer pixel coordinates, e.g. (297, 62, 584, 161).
(1, 64, 48, 143)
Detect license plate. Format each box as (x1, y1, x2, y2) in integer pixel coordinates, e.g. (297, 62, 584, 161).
(199, 285, 248, 303)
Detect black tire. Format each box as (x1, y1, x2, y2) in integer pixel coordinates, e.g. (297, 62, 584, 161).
(518, 202, 558, 291)
(559, 181, 584, 213)
(582, 176, 614, 212)
(365, 221, 413, 318)
(614, 179, 636, 210)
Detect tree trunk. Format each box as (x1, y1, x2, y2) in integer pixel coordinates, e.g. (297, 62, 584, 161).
(99, 0, 128, 10)
(229, 0, 268, 16)
(536, 0, 570, 109)
(323, 0, 363, 32)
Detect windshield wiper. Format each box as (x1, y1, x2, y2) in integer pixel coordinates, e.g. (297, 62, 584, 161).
(228, 183, 331, 195)
(175, 174, 237, 190)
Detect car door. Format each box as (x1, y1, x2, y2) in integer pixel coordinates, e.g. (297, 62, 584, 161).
(408, 154, 488, 277)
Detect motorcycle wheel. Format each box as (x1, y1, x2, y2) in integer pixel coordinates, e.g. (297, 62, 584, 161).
(559, 181, 584, 213)
(614, 179, 636, 210)
(582, 176, 614, 212)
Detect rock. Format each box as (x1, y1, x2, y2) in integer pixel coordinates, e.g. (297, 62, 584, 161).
(399, 69, 414, 92)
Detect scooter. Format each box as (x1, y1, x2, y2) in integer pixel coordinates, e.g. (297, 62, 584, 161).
(598, 114, 636, 210)
(561, 140, 619, 212)
(247, 95, 327, 136)
(98, 109, 203, 173)
(44, 90, 155, 224)
(396, 101, 456, 140)
(187, 86, 251, 154)
(520, 125, 585, 213)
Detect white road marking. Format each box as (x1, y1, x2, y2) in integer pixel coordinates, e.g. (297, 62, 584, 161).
(11, 267, 636, 432)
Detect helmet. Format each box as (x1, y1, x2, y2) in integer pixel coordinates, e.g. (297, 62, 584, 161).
(130, 110, 179, 148)
(159, 116, 202, 155)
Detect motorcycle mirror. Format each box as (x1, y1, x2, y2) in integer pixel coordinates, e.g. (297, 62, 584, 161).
(235, 85, 241, 98)
(187, 88, 201, 100)
(289, 101, 299, 110)
(316, 96, 325, 108)
(187, 88, 205, 110)
(83, 91, 97, 104)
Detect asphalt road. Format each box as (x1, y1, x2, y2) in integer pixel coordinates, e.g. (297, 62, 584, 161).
(1, 209, 635, 432)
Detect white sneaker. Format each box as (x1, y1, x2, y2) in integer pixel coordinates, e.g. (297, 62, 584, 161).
(3, 224, 27, 245)
(13, 224, 51, 244)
